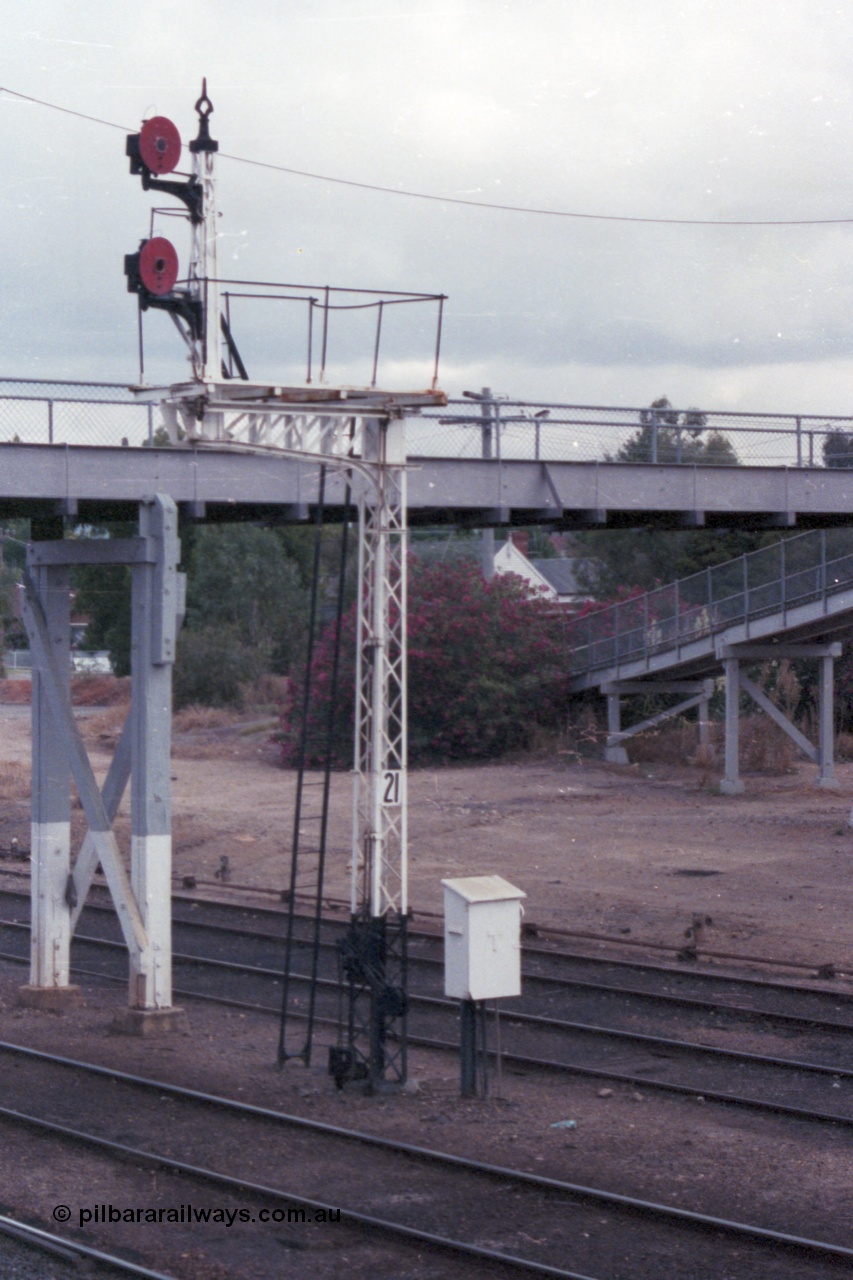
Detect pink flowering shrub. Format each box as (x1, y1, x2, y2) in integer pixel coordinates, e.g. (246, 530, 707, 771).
(280, 560, 568, 767)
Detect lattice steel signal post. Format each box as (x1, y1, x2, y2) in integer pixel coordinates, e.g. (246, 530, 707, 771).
(126, 87, 446, 1085)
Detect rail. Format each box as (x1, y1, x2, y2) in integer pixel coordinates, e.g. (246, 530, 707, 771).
(4, 381, 853, 465)
(567, 528, 853, 677)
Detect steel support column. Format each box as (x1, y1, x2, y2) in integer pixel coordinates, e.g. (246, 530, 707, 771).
(817, 652, 839, 790)
(717, 643, 840, 793)
(603, 692, 628, 764)
(720, 657, 745, 794)
(28, 561, 72, 992)
(21, 495, 184, 1017)
(129, 496, 180, 1007)
(347, 414, 409, 1087)
(698, 690, 711, 750)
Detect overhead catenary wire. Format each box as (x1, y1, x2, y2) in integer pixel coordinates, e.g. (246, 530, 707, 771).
(2, 83, 852, 229)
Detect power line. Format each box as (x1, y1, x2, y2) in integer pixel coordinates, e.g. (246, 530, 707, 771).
(2, 83, 852, 229)
(0, 85, 131, 133)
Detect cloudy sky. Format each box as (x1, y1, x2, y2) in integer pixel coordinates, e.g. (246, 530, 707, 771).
(3, 0, 853, 413)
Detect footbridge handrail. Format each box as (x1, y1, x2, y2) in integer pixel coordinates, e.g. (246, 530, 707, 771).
(5, 379, 853, 466)
(567, 529, 853, 679)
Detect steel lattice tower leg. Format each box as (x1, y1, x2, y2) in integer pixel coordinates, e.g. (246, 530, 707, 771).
(339, 416, 409, 1089)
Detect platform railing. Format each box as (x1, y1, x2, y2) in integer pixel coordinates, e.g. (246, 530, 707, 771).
(567, 529, 853, 677)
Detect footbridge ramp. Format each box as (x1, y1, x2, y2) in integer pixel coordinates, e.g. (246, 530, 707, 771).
(567, 530, 853, 792)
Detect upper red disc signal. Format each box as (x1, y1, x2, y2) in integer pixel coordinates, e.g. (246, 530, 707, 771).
(139, 117, 182, 175)
(138, 237, 179, 295)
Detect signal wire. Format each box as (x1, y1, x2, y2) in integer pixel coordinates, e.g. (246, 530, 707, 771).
(2, 83, 852, 229)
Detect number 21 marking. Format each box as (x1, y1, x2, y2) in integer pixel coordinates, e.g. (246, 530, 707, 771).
(382, 770, 401, 806)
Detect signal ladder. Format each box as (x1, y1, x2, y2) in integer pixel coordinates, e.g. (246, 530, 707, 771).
(277, 463, 352, 1067)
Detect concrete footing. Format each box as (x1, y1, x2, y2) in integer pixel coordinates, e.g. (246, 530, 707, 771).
(17, 984, 83, 1012)
(603, 745, 629, 765)
(110, 1007, 190, 1037)
(719, 779, 745, 796)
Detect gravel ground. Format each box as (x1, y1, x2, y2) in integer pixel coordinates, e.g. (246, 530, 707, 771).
(0, 1235, 82, 1280)
(2, 707, 853, 1275)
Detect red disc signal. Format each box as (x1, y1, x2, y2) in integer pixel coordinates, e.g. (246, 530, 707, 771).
(139, 237, 179, 296)
(139, 116, 182, 175)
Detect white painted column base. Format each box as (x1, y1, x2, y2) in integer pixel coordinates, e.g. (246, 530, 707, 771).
(29, 820, 72, 988)
(130, 832, 173, 1009)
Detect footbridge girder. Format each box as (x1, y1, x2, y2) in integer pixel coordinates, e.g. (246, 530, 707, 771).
(3, 446, 853, 529)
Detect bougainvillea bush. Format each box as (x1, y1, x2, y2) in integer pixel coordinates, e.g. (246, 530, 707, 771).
(280, 559, 569, 768)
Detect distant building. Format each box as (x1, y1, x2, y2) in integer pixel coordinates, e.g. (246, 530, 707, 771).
(493, 535, 594, 612)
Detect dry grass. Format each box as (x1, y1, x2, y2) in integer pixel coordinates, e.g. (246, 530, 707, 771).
(77, 700, 278, 761)
(81, 703, 250, 755)
(563, 704, 606, 758)
(241, 673, 290, 711)
(0, 761, 29, 802)
(628, 721, 703, 764)
(70, 675, 132, 706)
(80, 704, 128, 749)
(173, 705, 242, 733)
(0, 675, 132, 707)
(0, 680, 30, 704)
(627, 715, 798, 775)
(739, 713, 798, 774)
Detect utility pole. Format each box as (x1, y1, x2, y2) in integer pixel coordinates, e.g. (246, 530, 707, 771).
(462, 388, 499, 580)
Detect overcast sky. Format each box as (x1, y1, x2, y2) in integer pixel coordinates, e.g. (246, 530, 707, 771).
(3, 0, 853, 413)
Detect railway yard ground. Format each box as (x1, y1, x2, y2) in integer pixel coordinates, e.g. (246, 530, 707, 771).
(1, 703, 853, 1277)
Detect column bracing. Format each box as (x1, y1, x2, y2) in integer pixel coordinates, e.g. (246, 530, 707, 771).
(21, 496, 185, 1025)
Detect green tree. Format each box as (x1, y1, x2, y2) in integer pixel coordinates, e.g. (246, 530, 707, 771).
(182, 525, 310, 676)
(281, 558, 568, 767)
(74, 521, 320, 695)
(822, 428, 853, 469)
(611, 398, 737, 466)
(573, 528, 767, 600)
(72, 524, 135, 676)
(0, 522, 28, 653)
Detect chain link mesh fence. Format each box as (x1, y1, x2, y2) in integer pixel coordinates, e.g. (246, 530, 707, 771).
(3, 381, 853, 468)
(0, 379, 164, 447)
(567, 528, 853, 676)
(416, 400, 853, 468)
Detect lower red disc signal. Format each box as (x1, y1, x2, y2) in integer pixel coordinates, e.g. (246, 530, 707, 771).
(139, 116, 182, 174)
(139, 237, 179, 296)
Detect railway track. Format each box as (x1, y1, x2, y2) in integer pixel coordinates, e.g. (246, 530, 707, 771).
(4, 882, 853, 1024)
(2, 887, 853, 1129)
(0, 1039, 850, 1280)
(0, 1214, 179, 1280)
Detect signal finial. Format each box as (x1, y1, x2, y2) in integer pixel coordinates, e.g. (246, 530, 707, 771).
(190, 79, 218, 154)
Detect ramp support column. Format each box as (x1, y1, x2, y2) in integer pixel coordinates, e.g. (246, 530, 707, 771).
(717, 642, 841, 794)
(817, 651, 839, 790)
(604, 692, 628, 764)
(720, 657, 745, 794)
